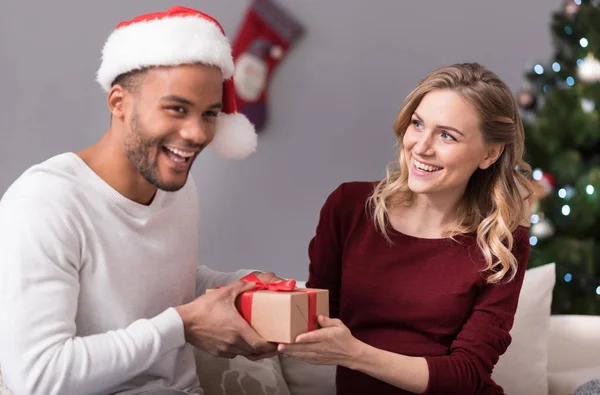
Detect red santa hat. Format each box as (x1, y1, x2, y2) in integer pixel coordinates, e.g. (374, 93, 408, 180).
(96, 6, 257, 160)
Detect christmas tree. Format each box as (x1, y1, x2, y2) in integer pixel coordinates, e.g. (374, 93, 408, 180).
(516, 0, 600, 315)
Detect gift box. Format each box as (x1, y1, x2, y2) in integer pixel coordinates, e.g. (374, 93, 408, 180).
(206, 273, 329, 344)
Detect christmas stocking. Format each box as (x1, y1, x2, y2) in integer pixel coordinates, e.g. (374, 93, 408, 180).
(231, 0, 304, 131)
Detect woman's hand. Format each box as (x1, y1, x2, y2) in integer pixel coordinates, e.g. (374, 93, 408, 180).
(280, 315, 430, 393)
(277, 315, 364, 368)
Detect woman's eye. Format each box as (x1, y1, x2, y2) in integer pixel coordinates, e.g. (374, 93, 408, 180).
(441, 131, 456, 141)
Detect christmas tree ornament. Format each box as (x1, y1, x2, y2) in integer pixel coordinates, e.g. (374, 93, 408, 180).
(581, 98, 595, 113)
(231, 0, 305, 132)
(530, 218, 555, 239)
(563, 0, 580, 18)
(527, 171, 554, 213)
(517, 88, 537, 110)
(539, 171, 556, 194)
(577, 53, 600, 82)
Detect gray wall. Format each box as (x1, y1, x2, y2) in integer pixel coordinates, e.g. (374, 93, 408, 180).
(0, 0, 561, 280)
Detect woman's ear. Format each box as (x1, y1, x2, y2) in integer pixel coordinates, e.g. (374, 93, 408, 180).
(479, 143, 504, 170)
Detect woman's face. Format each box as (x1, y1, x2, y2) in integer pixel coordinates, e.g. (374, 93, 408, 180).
(403, 89, 501, 200)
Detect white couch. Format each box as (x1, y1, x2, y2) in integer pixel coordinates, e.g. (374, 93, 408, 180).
(244, 314, 600, 395)
(2, 264, 599, 395)
(193, 264, 600, 395)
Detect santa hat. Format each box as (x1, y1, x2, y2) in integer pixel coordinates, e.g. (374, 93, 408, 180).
(96, 6, 257, 160)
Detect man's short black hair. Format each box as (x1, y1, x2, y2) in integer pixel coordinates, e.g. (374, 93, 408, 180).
(110, 68, 148, 94)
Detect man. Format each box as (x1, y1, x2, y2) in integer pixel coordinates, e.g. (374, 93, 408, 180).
(0, 6, 281, 395)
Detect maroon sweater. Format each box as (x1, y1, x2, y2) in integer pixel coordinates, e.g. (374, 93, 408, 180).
(305, 182, 530, 395)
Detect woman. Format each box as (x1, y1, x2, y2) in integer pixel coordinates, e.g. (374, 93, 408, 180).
(278, 63, 533, 395)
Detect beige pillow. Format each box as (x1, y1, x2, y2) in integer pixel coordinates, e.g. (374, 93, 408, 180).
(195, 349, 291, 395)
(0, 367, 13, 395)
(549, 366, 600, 395)
(0, 353, 290, 395)
(492, 263, 556, 395)
(278, 355, 336, 395)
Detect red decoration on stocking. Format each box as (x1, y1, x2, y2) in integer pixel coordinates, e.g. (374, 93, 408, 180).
(231, 0, 304, 132)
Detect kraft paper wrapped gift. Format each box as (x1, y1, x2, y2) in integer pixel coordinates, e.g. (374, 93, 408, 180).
(206, 273, 329, 344)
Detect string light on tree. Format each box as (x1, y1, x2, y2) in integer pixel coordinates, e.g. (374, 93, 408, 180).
(558, 188, 567, 198)
(562, 205, 571, 216)
(552, 62, 562, 72)
(534, 64, 545, 75)
(587, 185, 595, 195)
(558, 186, 576, 199)
(577, 53, 600, 82)
(566, 76, 575, 86)
(581, 98, 595, 113)
(565, 273, 573, 283)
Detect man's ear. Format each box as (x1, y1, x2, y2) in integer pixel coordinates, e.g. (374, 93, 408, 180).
(479, 143, 504, 170)
(107, 85, 127, 120)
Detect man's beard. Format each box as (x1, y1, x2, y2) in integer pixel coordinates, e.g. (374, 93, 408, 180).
(124, 110, 190, 192)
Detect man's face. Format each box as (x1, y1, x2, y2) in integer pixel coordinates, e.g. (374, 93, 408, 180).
(122, 64, 223, 192)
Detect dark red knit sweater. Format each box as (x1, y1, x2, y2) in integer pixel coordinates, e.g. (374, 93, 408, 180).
(305, 181, 530, 395)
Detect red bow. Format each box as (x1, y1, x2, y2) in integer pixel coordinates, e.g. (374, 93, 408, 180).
(241, 272, 297, 291)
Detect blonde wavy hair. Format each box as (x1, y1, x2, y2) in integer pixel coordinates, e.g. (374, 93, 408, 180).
(368, 63, 533, 284)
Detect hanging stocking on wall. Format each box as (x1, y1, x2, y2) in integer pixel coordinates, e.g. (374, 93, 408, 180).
(231, 0, 304, 132)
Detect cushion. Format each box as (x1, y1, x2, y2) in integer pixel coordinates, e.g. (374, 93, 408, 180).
(0, 352, 290, 395)
(0, 367, 12, 395)
(549, 367, 600, 395)
(492, 262, 556, 395)
(548, 315, 600, 373)
(194, 349, 291, 395)
(278, 355, 336, 395)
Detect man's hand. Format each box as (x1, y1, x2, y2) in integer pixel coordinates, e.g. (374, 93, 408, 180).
(175, 280, 277, 359)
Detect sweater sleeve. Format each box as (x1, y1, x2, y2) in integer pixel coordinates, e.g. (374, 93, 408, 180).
(422, 227, 531, 395)
(0, 197, 185, 395)
(305, 184, 345, 318)
(195, 266, 256, 296)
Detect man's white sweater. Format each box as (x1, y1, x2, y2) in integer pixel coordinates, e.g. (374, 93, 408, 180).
(0, 153, 251, 395)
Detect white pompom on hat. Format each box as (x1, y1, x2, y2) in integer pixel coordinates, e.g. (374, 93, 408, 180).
(96, 5, 257, 160)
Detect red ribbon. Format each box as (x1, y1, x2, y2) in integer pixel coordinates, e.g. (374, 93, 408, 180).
(242, 272, 297, 291)
(239, 273, 318, 334)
